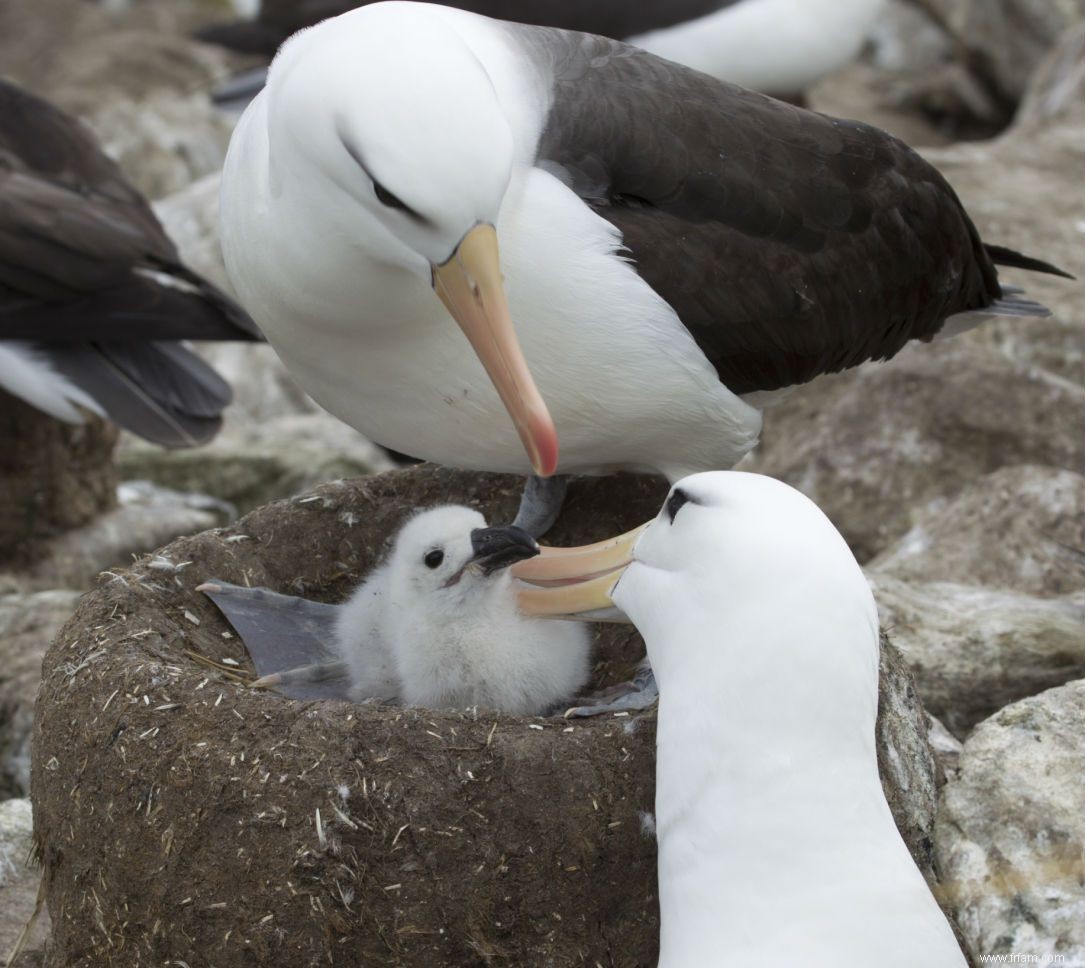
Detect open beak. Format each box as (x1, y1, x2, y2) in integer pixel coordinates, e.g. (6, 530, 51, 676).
(469, 525, 540, 576)
(432, 223, 559, 477)
(511, 523, 648, 622)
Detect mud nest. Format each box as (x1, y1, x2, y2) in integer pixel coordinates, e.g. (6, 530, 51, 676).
(32, 466, 944, 967)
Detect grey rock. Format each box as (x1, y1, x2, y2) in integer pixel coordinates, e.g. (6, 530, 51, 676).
(0, 799, 33, 889)
(118, 414, 394, 515)
(935, 679, 1085, 966)
(875, 0, 1085, 133)
(876, 636, 943, 881)
(920, 29, 1085, 384)
(154, 173, 234, 293)
(869, 574, 1085, 735)
(1, 0, 240, 199)
(1013, 20, 1085, 130)
(935, 0, 1085, 103)
(927, 714, 964, 780)
(6, 483, 220, 595)
(870, 466, 1085, 598)
(0, 593, 83, 798)
(0, 798, 49, 966)
(744, 341, 1085, 562)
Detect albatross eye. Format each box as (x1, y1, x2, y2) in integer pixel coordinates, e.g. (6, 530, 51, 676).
(666, 488, 692, 523)
(424, 549, 445, 569)
(373, 179, 410, 212)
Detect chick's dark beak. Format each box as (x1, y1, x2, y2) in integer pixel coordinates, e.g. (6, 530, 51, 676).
(470, 525, 540, 576)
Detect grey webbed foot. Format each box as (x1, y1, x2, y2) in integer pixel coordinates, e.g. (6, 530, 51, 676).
(564, 658, 658, 718)
(197, 580, 352, 700)
(512, 474, 569, 538)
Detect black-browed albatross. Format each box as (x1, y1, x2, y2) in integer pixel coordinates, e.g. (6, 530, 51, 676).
(199, 0, 886, 106)
(219, 1, 1069, 533)
(0, 80, 260, 446)
(515, 471, 970, 965)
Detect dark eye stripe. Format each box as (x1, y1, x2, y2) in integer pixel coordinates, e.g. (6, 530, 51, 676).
(337, 128, 424, 220)
(373, 179, 411, 212)
(666, 488, 692, 523)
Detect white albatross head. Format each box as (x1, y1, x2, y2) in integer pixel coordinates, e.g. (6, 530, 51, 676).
(515, 471, 880, 694)
(262, 2, 558, 475)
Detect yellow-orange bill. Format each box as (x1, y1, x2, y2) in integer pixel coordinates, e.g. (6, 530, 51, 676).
(516, 570, 624, 618)
(510, 523, 649, 584)
(432, 223, 559, 477)
(513, 522, 647, 619)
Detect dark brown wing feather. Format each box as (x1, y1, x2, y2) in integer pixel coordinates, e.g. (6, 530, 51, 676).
(518, 29, 1014, 395)
(0, 80, 258, 338)
(0, 81, 260, 445)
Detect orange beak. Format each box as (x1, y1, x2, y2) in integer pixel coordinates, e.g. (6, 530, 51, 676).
(511, 523, 648, 620)
(432, 224, 559, 477)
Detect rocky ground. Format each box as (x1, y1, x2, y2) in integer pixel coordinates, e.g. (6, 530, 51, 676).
(1, 1, 1083, 966)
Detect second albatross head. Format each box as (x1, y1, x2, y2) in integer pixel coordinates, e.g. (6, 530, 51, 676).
(262, 2, 558, 476)
(516, 471, 880, 696)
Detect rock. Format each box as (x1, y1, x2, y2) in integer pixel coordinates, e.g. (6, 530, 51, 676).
(875, 0, 1085, 134)
(920, 26, 1085, 385)
(876, 636, 943, 879)
(1, 0, 241, 199)
(926, 714, 964, 780)
(808, 61, 953, 149)
(32, 466, 954, 967)
(935, 679, 1085, 966)
(47, 30, 234, 199)
(4, 482, 221, 594)
(0, 592, 84, 799)
(744, 341, 1085, 562)
(0, 799, 49, 967)
(869, 574, 1085, 735)
(930, 0, 1085, 104)
(119, 415, 394, 515)
(1013, 20, 1085, 130)
(0, 393, 118, 567)
(0, 798, 33, 888)
(154, 173, 234, 292)
(870, 466, 1085, 598)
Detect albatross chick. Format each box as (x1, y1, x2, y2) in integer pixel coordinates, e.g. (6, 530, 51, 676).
(201, 506, 591, 715)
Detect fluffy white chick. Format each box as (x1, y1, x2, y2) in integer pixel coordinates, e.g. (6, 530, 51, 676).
(335, 506, 590, 715)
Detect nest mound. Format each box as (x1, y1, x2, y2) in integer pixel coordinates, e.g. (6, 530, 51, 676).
(33, 466, 943, 967)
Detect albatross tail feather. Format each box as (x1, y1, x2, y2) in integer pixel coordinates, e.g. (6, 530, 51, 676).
(984, 244, 1075, 280)
(937, 293, 1052, 341)
(45, 342, 232, 448)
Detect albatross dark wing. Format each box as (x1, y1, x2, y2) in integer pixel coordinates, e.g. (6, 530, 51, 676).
(0, 80, 260, 445)
(520, 29, 1064, 395)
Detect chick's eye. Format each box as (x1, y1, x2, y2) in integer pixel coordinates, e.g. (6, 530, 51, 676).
(424, 549, 444, 569)
(373, 180, 409, 211)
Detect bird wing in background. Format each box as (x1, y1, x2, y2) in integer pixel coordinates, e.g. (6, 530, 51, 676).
(194, 0, 736, 56)
(522, 27, 1066, 396)
(0, 80, 262, 445)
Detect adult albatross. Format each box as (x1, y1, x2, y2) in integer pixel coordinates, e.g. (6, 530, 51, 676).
(200, 0, 886, 104)
(514, 472, 969, 966)
(1, 80, 260, 446)
(220, 1, 1068, 533)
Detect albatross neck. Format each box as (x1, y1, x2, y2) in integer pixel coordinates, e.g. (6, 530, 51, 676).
(648, 610, 907, 966)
